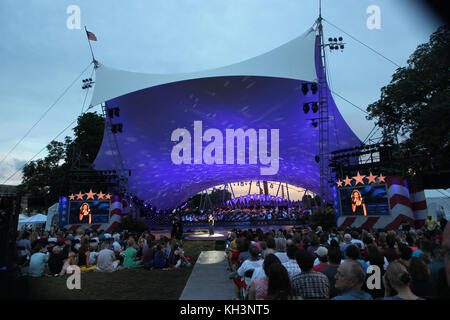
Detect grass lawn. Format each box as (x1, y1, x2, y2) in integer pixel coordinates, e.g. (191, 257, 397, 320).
(26, 241, 217, 300)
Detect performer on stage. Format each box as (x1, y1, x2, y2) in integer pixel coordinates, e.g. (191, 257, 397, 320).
(351, 190, 367, 216)
(208, 214, 215, 236)
(79, 202, 92, 224)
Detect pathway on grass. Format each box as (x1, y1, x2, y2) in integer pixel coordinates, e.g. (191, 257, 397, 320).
(179, 250, 235, 300)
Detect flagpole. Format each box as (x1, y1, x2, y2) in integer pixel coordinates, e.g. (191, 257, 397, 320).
(84, 26, 98, 68)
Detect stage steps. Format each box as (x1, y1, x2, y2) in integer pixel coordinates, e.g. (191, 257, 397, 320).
(179, 250, 235, 300)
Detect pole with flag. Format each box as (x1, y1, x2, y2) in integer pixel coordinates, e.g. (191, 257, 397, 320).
(84, 26, 99, 68)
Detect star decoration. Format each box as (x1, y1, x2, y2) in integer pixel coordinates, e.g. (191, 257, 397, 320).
(69, 194, 75, 201)
(97, 191, 105, 200)
(352, 172, 366, 185)
(343, 176, 353, 186)
(85, 189, 96, 200)
(105, 193, 112, 200)
(336, 180, 343, 187)
(76, 192, 84, 200)
(367, 172, 377, 184)
(378, 173, 386, 183)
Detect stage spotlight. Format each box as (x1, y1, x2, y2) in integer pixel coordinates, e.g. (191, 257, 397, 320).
(340, 45, 344, 50)
(118, 124, 123, 133)
(328, 37, 333, 42)
(303, 103, 310, 114)
(312, 102, 319, 113)
(111, 125, 117, 134)
(339, 37, 343, 41)
(315, 155, 320, 163)
(108, 109, 114, 118)
(311, 83, 318, 94)
(114, 108, 120, 117)
(301, 83, 309, 95)
(312, 121, 318, 128)
(334, 38, 338, 42)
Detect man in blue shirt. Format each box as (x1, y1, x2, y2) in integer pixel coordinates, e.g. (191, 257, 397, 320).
(332, 261, 373, 300)
(29, 244, 49, 277)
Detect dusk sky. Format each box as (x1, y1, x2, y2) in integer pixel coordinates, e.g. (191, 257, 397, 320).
(0, 0, 446, 198)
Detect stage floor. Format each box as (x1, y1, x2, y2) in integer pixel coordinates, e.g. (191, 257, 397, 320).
(149, 223, 307, 241)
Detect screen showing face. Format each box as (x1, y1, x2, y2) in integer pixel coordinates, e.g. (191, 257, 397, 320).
(68, 201, 111, 224)
(338, 184, 390, 216)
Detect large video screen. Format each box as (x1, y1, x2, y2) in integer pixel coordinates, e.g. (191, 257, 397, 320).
(68, 201, 111, 225)
(338, 184, 390, 216)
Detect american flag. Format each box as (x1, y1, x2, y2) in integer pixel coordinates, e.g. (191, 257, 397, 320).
(86, 30, 97, 41)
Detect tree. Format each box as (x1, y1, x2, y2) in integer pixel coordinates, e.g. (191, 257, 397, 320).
(20, 112, 105, 211)
(366, 24, 450, 175)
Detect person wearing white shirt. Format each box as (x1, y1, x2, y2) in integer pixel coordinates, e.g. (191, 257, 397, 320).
(237, 245, 264, 279)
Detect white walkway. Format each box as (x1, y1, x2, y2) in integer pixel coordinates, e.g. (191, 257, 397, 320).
(179, 250, 235, 300)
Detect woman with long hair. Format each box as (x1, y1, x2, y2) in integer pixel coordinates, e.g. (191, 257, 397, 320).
(247, 254, 281, 300)
(265, 264, 293, 300)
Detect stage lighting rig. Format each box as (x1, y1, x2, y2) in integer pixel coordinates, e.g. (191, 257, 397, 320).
(326, 36, 345, 52)
(82, 78, 94, 90)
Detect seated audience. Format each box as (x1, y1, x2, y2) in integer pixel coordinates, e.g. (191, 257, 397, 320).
(382, 261, 423, 300)
(292, 250, 329, 299)
(282, 244, 302, 280)
(333, 261, 373, 300)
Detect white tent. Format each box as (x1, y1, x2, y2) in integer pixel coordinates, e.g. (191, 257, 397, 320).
(45, 203, 59, 231)
(427, 197, 450, 220)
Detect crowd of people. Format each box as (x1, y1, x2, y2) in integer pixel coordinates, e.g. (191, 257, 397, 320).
(225, 215, 450, 300)
(13, 211, 450, 300)
(178, 206, 310, 224)
(15, 228, 191, 278)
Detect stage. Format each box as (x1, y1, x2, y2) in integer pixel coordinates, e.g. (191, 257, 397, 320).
(148, 222, 308, 241)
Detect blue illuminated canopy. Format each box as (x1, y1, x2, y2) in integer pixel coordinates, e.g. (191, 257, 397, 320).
(92, 28, 361, 209)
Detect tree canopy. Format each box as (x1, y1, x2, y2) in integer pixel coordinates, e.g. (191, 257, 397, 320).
(366, 24, 450, 175)
(20, 112, 105, 211)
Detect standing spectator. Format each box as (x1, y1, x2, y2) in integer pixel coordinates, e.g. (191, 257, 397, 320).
(291, 250, 329, 299)
(382, 261, 423, 300)
(320, 247, 342, 299)
(333, 261, 373, 300)
(425, 214, 438, 237)
(29, 243, 49, 277)
(438, 213, 447, 231)
(282, 244, 302, 281)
